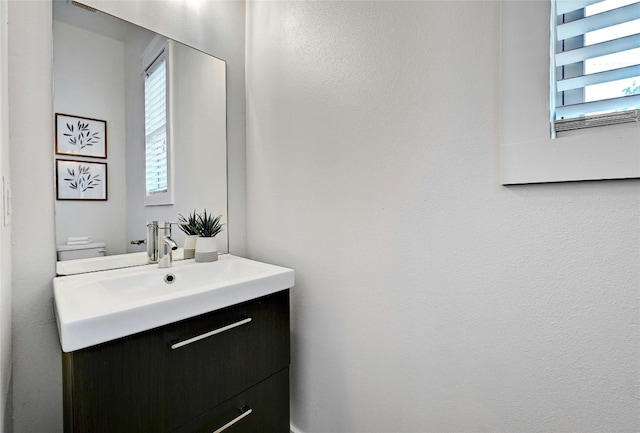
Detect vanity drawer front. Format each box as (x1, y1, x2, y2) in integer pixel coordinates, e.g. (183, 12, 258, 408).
(171, 367, 290, 433)
(164, 290, 290, 430)
(63, 329, 169, 433)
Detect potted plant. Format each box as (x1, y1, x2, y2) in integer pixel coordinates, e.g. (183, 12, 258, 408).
(177, 210, 200, 259)
(194, 210, 224, 262)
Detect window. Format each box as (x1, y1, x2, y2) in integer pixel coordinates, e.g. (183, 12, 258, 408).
(552, 0, 640, 133)
(143, 36, 172, 205)
(500, 1, 640, 184)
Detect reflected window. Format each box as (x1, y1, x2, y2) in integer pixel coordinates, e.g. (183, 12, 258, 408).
(144, 53, 167, 196)
(143, 36, 172, 206)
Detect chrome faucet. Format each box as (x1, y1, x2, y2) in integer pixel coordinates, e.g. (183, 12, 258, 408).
(147, 221, 179, 268)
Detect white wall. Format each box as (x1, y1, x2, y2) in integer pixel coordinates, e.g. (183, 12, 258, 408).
(0, 1, 12, 431)
(8, 1, 59, 432)
(7, 1, 245, 432)
(53, 20, 128, 255)
(246, 2, 640, 432)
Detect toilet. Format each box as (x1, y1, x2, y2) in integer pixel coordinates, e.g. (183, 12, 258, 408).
(57, 242, 107, 261)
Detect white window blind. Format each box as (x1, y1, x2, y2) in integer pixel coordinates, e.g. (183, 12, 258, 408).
(552, 0, 640, 132)
(144, 53, 168, 196)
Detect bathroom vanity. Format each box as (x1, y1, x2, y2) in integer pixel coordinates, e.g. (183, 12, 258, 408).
(54, 255, 294, 433)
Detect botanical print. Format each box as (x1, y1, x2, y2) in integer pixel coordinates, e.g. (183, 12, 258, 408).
(56, 159, 107, 201)
(63, 164, 101, 193)
(55, 113, 107, 158)
(62, 120, 101, 150)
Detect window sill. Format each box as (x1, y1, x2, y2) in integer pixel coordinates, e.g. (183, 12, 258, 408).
(500, 123, 640, 184)
(145, 190, 174, 207)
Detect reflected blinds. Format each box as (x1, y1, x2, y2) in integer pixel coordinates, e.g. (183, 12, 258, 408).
(144, 54, 168, 195)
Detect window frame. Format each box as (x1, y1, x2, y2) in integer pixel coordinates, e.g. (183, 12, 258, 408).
(500, 0, 640, 185)
(142, 35, 174, 206)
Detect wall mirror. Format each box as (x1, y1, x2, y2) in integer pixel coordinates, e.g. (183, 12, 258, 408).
(53, 0, 228, 274)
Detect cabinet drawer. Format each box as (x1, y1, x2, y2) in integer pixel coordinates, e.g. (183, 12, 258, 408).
(63, 290, 290, 433)
(164, 290, 290, 430)
(172, 368, 290, 433)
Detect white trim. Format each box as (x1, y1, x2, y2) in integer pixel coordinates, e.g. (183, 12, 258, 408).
(501, 124, 640, 184)
(141, 34, 167, 71)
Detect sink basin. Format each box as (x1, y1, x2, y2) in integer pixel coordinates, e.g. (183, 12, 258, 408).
(53, 254, 294, 352)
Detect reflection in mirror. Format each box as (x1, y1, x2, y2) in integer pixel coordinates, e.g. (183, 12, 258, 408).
(52, 1, 228, 274)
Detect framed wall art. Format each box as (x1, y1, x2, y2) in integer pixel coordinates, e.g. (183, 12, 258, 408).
(56, 159, 107, 201)
(55, 113, 107, 159)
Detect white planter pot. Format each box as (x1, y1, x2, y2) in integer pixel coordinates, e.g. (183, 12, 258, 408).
(183, 235, 198, 259)
(195, 237, 218, 262)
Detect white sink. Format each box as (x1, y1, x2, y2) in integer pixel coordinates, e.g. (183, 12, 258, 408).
(53, 254, 294, 352)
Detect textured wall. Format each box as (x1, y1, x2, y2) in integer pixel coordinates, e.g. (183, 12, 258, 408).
(0, 0, 12, 431)
(245, 2, 640, 432)
(8, 1, 59, 432)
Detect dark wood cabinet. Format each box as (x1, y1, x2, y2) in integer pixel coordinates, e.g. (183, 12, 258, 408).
(62, 290, 290, 433)
(172, 368, 290, 433)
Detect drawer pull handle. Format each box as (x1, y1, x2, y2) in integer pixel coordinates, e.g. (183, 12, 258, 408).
(212, 407, 253, 433)
(170, 318, 252, 350)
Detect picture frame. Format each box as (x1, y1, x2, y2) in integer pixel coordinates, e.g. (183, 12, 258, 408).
(56, 159, 107, 201)
(55, 113, 107, 159)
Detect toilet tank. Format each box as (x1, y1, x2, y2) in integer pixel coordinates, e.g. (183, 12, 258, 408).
(57, 242, 107, 261)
